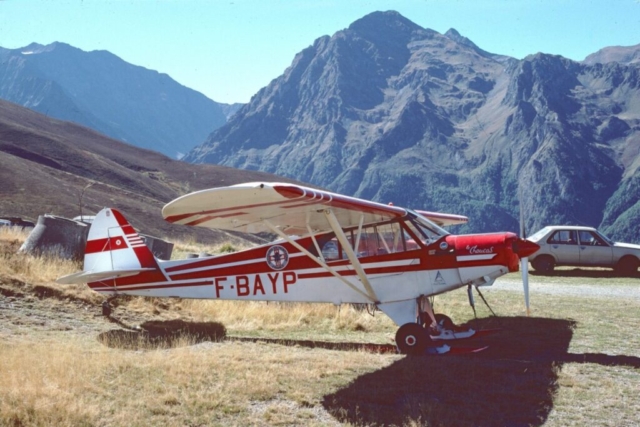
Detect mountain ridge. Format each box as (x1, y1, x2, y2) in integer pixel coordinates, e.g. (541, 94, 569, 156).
(0, 42, 240, 158)
(0, 98, 301, 243)
(186, 11, 640, 242)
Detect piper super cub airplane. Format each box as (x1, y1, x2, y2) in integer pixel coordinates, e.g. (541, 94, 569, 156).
(58, 182, 539, 354)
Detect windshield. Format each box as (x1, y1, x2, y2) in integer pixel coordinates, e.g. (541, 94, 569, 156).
(407, 210, 449, 245)
(596, 230, 615, 245)
(527, 227, 551, 242)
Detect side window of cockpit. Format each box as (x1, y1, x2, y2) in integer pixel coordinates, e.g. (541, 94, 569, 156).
(321, 238, 340, 261)
(375, 222, 404, 254)
(353, 223, 405, 257)
(353, 227, 376, 257)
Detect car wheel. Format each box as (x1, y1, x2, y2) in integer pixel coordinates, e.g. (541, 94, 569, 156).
(532, 255, 555, 273)
(615, 256, 639, 276)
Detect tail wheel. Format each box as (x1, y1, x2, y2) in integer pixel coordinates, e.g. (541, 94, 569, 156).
(395, 323, 429, 355)
(532, 255, 555, 273)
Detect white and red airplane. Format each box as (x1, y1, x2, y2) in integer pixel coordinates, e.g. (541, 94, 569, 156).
(58, 182, 539, 354)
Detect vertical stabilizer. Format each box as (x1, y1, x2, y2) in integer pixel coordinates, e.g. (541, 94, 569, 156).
(83, 208, 159, 272)
(57, 208, 163, 285)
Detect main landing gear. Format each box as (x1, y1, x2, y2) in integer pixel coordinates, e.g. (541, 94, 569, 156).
(393, 296, 479, 355)
(395, 322, 430, 355)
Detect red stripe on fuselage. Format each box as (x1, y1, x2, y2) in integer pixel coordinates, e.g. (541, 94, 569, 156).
(89, 280, 214, 292)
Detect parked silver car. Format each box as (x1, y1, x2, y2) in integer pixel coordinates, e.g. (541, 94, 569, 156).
(527, 226, 640, 274)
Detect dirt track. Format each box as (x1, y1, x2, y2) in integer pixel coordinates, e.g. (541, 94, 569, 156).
(493, 275, 640, 300)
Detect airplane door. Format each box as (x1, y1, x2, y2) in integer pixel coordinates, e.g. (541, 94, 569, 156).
(547, 230, 580, 265)
(577, 230, 613, 266)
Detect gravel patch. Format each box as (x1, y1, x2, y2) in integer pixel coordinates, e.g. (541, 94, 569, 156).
(491, 278, 640, 301)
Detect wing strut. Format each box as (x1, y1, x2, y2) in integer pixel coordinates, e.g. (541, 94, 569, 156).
(262, 220, 376, 302)
(323, 209, 379, 303)
(307, 223, 325, 263)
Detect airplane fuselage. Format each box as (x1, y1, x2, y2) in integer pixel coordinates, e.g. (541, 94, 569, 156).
(88, 231, 527, 308)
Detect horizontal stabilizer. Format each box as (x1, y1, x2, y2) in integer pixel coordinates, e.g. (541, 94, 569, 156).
(56, 268, 157, 285)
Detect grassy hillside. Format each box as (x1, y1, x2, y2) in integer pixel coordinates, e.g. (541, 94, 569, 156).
(0, 99, 302, 244)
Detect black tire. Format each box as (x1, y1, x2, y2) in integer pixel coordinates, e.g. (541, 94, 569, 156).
(616, 256, 639, 276)
(532, 255, 555, 273)
(395, 323, 429, 355)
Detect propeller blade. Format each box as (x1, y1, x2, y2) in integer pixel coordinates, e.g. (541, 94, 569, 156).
(519, 188, 530, 316)
(521, 256, 530, 316)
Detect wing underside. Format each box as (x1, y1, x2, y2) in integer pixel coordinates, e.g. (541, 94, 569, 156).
(162, 182, 467, 236)
(162, 182, 406, 236)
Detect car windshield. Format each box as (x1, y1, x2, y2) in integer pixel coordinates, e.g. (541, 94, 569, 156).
(527, 227, 551, 242)
(596, 230, 615, 245)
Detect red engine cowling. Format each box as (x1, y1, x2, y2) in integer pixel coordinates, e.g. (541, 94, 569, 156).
(445, 232, 539, 272)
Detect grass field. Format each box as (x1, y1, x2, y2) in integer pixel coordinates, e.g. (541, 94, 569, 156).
(1, 227, 639, 426)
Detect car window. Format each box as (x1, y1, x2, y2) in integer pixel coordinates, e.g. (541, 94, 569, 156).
(528, 227, 551, 242)
(547, 230, 577, 245)
(578, 230, 607, 246)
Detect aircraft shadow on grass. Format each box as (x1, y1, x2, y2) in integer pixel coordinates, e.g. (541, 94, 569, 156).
(97, 319, 227, 350)
(97, 317, 639, 426)
(321, 316, 640, 427)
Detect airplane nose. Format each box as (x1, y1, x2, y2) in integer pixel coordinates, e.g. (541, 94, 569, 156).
(512, 239, 540, 258)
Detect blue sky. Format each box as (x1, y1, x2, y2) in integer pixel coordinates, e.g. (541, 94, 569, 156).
(1, 0, 639, 104)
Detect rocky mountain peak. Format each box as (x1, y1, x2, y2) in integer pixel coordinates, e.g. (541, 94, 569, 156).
(583, 43, 640, 65)
(19, 42, 70, 55)
(184, 11, 640, 241)
(348, 10, 423, 35)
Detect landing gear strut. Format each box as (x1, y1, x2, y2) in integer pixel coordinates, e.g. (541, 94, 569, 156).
(101, 295, 119, 317)
(420, 295, 477, 341)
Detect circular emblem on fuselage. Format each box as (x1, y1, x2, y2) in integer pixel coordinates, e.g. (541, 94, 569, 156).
(266, 245, 289, 270)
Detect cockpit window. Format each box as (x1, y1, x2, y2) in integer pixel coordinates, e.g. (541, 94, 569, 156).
(321, 238, 340, 260)
(319, 218, 425, 260)
(405, 210, 448, 245)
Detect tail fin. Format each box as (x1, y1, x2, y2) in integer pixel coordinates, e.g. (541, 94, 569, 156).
(57, 208, 162, 284)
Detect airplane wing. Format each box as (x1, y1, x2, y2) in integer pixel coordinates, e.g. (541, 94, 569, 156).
(162, 182, 467, 235)
(415, 210, 468, 227)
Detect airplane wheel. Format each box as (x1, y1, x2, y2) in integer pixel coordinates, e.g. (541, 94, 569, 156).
(395, 323, 428, 355)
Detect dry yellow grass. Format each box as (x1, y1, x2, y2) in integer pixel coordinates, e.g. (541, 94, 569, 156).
(0, 227, 99, 306)
(170, 237, 251, 260)
(0, 226, 79, 279)
(1, 229, 639, 426)
(0, 336, 389, 426)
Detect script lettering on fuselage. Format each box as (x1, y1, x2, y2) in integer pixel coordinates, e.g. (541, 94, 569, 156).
(213, 272, 297, 298)
(466, 245, 494, 254)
